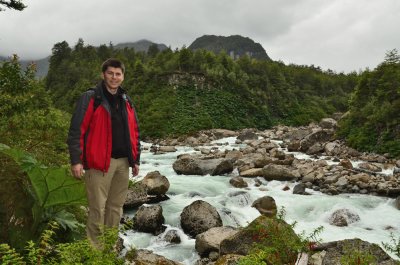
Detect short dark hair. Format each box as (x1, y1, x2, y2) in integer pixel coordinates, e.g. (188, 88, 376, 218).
(101, 58, 125, 73)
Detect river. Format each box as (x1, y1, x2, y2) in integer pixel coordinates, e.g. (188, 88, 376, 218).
(121, 137, 400, 264)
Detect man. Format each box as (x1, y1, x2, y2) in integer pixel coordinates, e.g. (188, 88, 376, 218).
(67, 58, 140, 247)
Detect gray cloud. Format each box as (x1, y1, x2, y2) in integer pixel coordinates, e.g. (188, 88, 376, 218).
(0, 0, 399, 72)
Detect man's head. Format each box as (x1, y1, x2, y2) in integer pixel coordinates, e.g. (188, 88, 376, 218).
(101, 58, 125, 94)
(101, 58, 125, 74)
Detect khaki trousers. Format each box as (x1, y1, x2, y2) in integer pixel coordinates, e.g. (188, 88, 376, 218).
(84, 158, 129, 248)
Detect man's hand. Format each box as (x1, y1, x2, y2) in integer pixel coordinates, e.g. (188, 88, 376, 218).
(71, 163, 84, 180)
(132, 164, 139, 177)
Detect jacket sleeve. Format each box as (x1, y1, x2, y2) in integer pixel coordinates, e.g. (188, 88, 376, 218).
(66, 91, 94, 165)
(132, 105, 141, 165)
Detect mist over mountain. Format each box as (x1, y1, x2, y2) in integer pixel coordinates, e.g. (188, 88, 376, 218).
(189, 35, 271, 60)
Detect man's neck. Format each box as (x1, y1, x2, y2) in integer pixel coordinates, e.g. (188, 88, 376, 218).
(106, 86, 118, 95)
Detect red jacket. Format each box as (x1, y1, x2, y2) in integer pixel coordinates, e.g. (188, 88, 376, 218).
(67, 82, 140, 172)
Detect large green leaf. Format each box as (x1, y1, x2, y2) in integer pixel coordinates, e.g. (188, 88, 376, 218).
(29, 167, 87, 207)
(0, 143, 87, 208)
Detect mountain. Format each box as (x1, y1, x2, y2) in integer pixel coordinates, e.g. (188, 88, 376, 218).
(189, 35, 271, 60)
(0, 40, 168, 78)
(114, 39, 168, 52)
(0, 55, 49, 78)
(20, 56, 50, 78)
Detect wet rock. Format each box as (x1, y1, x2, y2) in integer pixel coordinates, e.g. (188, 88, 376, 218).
(142, 171, 170, 195)
(328, 209, 360, 227)
(125, 249, 182, 265)
(229, 176, 248, 188)
(180, 200, 223, 238)
(124, 181, 149, 209)
(262, 164, 300, 181)
(133, 205, 166, 235)
(195, 226, 237, 258)
(251, 196, 277, 217)
(339, 159, 353, 169)
(293, 183, 308, 195)
(239, 168, 263, 178)
(164, 229, 181, 244)
(158, 146, 177, 152)
(358, 162, 383, 172)
(173, 156, 233, 176)
(321, 238, 397, 265)
(237, 129, 258, 141)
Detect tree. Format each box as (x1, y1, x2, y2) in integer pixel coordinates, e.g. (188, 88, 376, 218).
(0, 0, 26, 11)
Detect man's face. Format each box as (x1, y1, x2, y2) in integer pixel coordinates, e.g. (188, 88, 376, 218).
(102, 66, 124, 92)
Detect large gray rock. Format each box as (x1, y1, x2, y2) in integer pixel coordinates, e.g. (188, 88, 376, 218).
(237, 129, 258, 141)
(229, 176, 248, 188)
(358, 162, 383, 172)
(142, 171, 170, 195)
(251, 196, 277, 217)
(212, 129, 237, 138)
(195, 226, 237, 258)
(124, 181, 149, 209)
(328, 208, 360, 227)
(133, 205, 165, 235)
(319, 118, 337, 129)
(321, 238, 397, 265)
(339, 159, 353, 169)
(158, 146, 177, 152)
(180, 200, 223, 237)
(220, 215, 300, 261)
(293, 183, 307, 195)
(125, 249, 182, 265)
(239, 168, 264, 177)
(262, 164, 300, 181)
(324, 142, 342, 156)
(163, 229, 181, 244)
(173, 157, 233, 176)
(299, 129, 334, 152)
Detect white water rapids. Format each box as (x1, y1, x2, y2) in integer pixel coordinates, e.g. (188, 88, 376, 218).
(122, 137, 400, 264)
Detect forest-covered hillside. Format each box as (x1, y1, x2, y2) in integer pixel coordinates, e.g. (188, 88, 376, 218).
(337, 50, 400, 157)
(45, 39, 357, 139)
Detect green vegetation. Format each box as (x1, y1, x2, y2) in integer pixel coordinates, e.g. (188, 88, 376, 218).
(0, 0, 26, 11)
(0, 222, 126, 265)
(238, 208, 323, 265)
(338, 49, 400, 157)
(44, 38, 357, 139)
(0, 56, 78, 251)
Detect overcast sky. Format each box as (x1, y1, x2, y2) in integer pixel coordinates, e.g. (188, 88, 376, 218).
(1, 0, 399, 73)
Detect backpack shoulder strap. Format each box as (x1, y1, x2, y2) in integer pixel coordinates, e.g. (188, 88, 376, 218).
(122, 93, 134, 108)
(87, 87, 102, 110)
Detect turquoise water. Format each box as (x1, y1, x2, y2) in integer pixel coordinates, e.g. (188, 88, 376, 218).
(122, 138, 400, 264)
